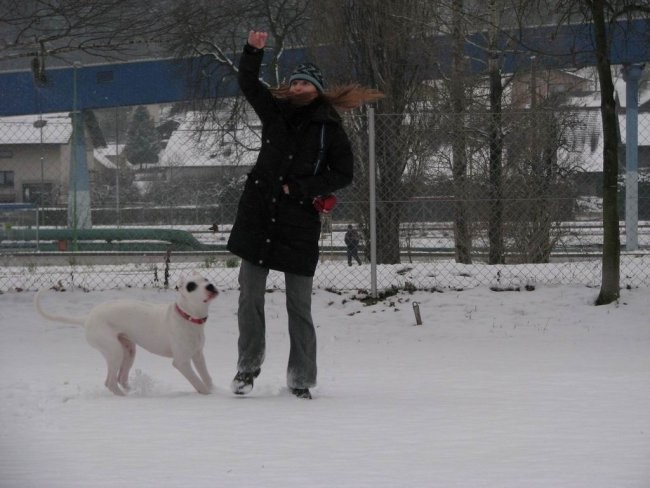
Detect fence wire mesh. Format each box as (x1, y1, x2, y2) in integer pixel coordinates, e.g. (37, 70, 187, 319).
(0, 106, 649, 292)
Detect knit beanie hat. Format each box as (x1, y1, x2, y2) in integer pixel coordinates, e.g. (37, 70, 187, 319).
(289, 62, 324, 93)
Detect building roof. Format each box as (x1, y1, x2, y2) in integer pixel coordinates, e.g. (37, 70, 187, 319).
(158, 113, 258, 168)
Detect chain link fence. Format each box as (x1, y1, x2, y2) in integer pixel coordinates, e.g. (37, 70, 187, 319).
(1, 105, 649, 292)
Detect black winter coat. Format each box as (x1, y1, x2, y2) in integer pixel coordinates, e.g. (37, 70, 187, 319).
(227, 45, 354, 276)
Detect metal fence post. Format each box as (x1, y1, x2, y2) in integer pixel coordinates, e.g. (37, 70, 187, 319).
(368, 106, 377, 298)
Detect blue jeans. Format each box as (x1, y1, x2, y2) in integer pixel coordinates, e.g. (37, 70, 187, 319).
(236, 259, 317, 389)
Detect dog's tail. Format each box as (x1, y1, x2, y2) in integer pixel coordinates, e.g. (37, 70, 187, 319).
(34, 289, 86, 326)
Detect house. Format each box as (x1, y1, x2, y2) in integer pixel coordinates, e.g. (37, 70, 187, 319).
(0, 113, 72, 204)
(0, 103, 256, 210)
(0, 112, 107, 205)
(133, 111, 257, 188)
(508, 66, 650, 191)
(510, 67, 599, 107)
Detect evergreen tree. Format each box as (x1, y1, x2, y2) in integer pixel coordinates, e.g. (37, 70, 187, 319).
(124, 106, 161, 166)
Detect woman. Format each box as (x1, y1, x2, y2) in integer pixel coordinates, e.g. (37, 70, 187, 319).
(227, 31, 382, 399)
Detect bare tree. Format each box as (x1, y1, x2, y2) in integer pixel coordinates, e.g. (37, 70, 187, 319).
(530, 0, 650, 304)
(311, 0, 441, 264)
(486, 0, 507, 264)
(429, 0, 512, 264)
(447, 0, 474, 264)
(0, 0, 176, 73)
(432, 0, 597, 266)
(548, 0, 649, 303)
(590, 0, 622, 304)
(165, 0, 312, 131)
(155, 0, 315, 229)
(499, 100, 583, 263)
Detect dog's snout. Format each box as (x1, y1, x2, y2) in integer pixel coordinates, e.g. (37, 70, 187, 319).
(206, 283, 218, 295)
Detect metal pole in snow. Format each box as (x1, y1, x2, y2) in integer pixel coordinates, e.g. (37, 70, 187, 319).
(412, 301, 422, 325)
(368, 106, 377, 298)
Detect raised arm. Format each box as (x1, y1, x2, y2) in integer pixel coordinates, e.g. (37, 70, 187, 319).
(238, 31, 276, 123)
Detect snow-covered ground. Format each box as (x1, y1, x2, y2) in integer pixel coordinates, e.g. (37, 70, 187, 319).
(1, 274, 649, 487)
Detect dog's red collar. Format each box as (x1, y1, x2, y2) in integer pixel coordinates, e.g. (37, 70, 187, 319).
(175, 304, 207, 325)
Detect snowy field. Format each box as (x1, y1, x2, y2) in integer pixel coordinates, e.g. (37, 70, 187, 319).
(1, 275, 649, 487)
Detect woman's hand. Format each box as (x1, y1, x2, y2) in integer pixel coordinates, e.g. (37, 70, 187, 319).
(247, 31, 268, 50)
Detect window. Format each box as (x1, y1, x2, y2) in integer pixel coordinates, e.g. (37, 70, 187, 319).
(550, 84, 567, 94)
(0, 171, 14, 187)
(96, 70, 114, 83)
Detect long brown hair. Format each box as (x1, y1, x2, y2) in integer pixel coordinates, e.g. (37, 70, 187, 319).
(270, 84, 384, 110)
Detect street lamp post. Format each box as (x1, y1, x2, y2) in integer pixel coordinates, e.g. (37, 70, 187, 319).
(32, 117, 47, 200)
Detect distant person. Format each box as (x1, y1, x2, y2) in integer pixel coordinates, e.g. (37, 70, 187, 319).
(344, 224, 362, 266)
(226, 31, 383, 400)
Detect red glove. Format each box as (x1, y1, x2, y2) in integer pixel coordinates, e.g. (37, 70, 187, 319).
(313, 194, 337, 213)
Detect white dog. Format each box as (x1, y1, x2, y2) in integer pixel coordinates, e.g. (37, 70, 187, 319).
(34, 275, 219, 396)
